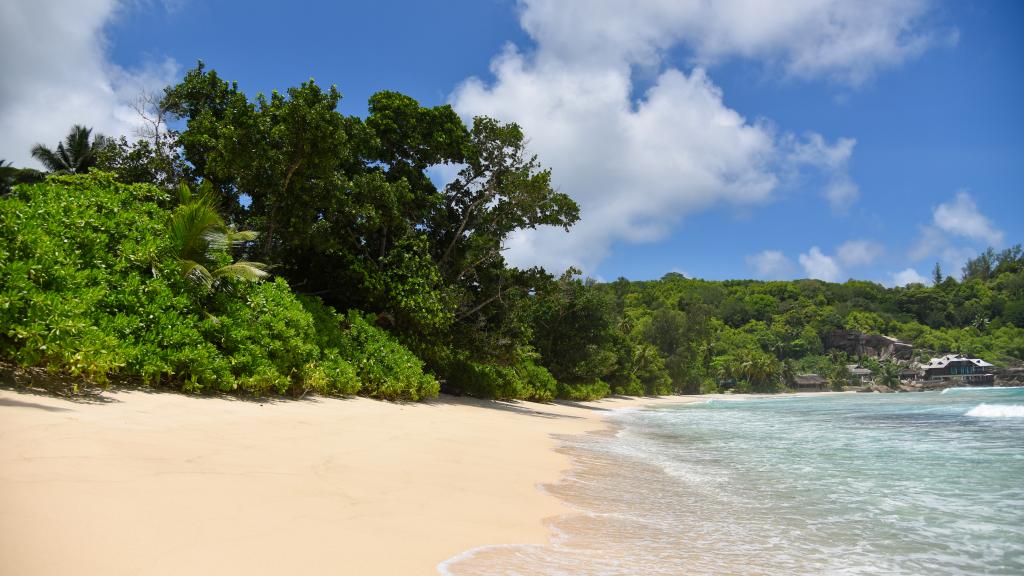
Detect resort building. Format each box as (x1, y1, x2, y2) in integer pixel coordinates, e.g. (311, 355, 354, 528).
(921, 354, 995, 385)
(899, 365, 920, 381)
(793, 374, 829, 392)
(846, 364, 874, 384)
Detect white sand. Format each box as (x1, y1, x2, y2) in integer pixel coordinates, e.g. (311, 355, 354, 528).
(0, 389, 698, 575)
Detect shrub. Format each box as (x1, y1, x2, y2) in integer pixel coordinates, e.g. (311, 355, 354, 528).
(0, 173, 179, 383)
(0, 174, 462, 402)
(514, 359, 558, 402)
(440, 354, 558, 401)
(557, 380, 612, 401)
(339, 311, 439, 401)
(612, 375, 646, 396)
(305, 354, 360, 396)
(208, 278, 321, 394)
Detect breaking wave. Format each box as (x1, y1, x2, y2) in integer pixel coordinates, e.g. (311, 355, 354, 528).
(942, 386, 1024, 394)
(965, 403, 1024, 418)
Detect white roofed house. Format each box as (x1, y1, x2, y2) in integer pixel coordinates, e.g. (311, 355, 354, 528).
(921, 354, 995, 386)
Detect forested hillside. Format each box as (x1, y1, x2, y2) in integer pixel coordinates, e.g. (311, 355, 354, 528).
(588, 253, 1024, 394)
(2, 63, 1021, 399)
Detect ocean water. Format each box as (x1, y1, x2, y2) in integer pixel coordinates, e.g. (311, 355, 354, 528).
(440, 389, 1024, 575)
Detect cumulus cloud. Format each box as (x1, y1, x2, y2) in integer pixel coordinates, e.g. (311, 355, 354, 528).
(448, 0, 941, 273)
(933, 191, 1004, 245)
(454, 56, 784, 272)
(0, 1, 179, 167)
(799, 247, 842, 282)
(909, 191, 1004, 275)
(837, 239, 884, 267)
(891, 267, 931, 286)
(746, 250, 794, 279)
(518, 0, 941, 85)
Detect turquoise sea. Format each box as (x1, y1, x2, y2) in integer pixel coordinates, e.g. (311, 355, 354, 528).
(441, 389, 1024, 575)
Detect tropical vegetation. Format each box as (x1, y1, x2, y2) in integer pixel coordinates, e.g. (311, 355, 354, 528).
(1, 63, 1021, 399)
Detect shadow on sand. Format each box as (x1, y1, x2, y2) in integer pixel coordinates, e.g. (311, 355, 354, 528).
(424, 395, 585, 420)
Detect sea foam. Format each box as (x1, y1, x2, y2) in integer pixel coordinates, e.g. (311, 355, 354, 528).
(964, 403, 1024, 418)
(943, 385, 1024, 394)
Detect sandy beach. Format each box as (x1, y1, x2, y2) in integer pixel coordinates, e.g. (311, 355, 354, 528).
(0, 388, 697, 575)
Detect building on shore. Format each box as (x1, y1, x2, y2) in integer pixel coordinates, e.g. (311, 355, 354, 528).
(922, 354, 995, 385)
(793, 374, 829, 392)
(899, 365, 920, 382)
(846, 364, 874, 385)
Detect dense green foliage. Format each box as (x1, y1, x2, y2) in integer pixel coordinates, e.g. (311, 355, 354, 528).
(157, 62, 578, 396)
(579, 267, 1024, 394)
(0, 173, 435, 399)
(2, 63, 1020, 401)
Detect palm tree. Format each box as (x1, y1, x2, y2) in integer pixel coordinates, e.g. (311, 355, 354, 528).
(0, 159, 44, 195)
(738, 350, 780, 391)
(779, 359, 796, 389)
(874, 361, 902, 390)
(0, 159, 14, 194)
(30, 125, 108, 174)
(169, 183, 269, 292)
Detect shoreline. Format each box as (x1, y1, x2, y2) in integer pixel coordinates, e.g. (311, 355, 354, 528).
(0, 388, 699, 575)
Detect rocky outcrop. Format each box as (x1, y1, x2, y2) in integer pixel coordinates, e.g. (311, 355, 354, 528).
(824, 330, 914, 360)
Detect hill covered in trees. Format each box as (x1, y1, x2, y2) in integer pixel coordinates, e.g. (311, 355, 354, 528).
(2, 63, 1021, 399)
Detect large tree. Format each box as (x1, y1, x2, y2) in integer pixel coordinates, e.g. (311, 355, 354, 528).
(162, 63, 580, 379)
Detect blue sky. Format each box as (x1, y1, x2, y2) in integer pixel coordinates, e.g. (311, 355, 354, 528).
(2, 0, 1021, 284)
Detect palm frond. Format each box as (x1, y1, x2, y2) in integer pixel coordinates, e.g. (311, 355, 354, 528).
(169, 182, 269, 294)
(65, 125, 92, 172)
(201, 228, 230, 255)
(31, 144, 66, 172)
(177, 182, 193, 204)
(31, 125, 105, 174)
(178, 259, 215, 290)
(169, 200, 226, 262)
(212, 261, 271, 283)
(226, 228, 259, 246)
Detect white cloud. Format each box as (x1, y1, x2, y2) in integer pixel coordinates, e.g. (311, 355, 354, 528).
(786, 132, 859, 212)
(837, 239, 884, 267)
(823, 179, 860, 213)
(933, 191, 1004, 246)
(449, 0, 936, 273)
(746, 250, 794, 279)
(0, 1, 179, 167)
(909, 227, 944, 261)
(518, 0, 941, 86)
(799, 247, 842, 282)
(891, 267, 931, 286)
(909, 191, 1004, 276)
(454, 54, 782, 272)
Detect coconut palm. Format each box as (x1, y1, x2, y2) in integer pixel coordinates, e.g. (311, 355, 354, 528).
(30, 125, 108, 174)
(779, 359, 797, 389)
(169, 183, 269, 292)
(0, 159, 14, 194)
(0, 159, 44, 195)
(738, 350, 780, 391)
(874, 361, 902, 390)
